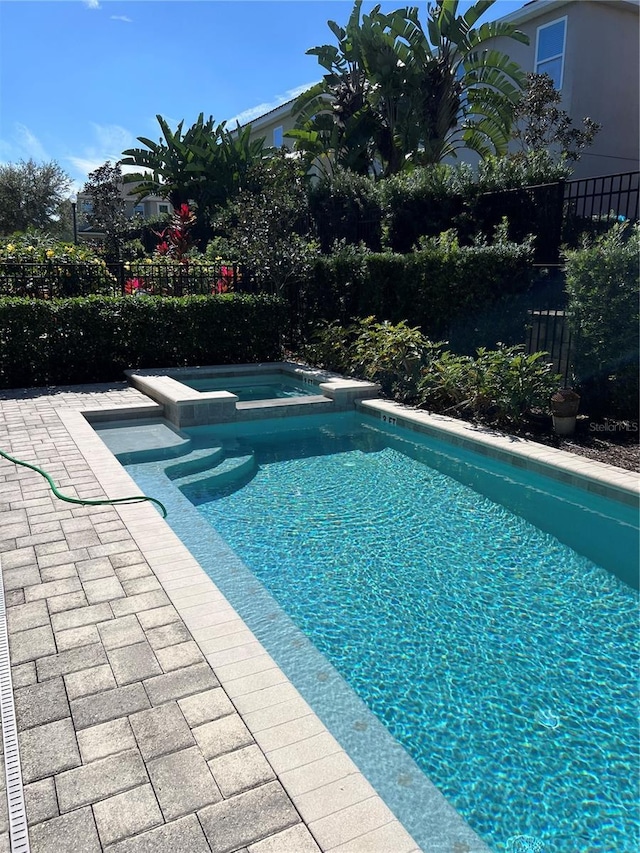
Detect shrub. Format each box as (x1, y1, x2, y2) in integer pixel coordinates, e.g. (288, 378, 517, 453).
(381, 164, 474, 252)
(380, 155, 566, 261)
(302, 320, 558, 422)
(305, 317, 443, 401)
(564, 223, 640, 419)
(0, 294, 287, 389)
(300, 232, 534, 342)
(309, 170, 383, 253)
(0, 234, 117, 296)
(418, 345, 561, 426)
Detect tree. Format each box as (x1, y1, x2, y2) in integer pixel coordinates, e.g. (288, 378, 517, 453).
(512, 72, 601, 161)
(121, 114, 271, 246)
(289, 0, 529, 177)
(0, 159, 73, 237)
(82, 161, 128, 261)
(211, 152, 318, 298)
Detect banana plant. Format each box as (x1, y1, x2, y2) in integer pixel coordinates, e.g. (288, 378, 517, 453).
(121, 114, 270, 230)
(289, 0, 529, 175)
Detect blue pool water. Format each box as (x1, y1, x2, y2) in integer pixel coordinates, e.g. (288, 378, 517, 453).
(181, 372, 318, 400)
(124, 413, 639, 852)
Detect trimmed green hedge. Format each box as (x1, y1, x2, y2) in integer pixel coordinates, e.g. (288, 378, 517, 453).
(0, 294, 287, 389)
(565, 223, 639, 419)
(299, 236, 534, 346)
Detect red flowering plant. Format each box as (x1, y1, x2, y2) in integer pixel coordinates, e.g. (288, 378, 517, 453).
(124, 277, 152, 295)
(153, 203, 196, 262)
(213, 264, 235, 294)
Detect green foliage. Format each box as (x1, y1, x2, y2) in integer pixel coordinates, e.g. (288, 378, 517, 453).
(309, 170, 382, 252)
(0, 235, 117, 296)
(417, 345, 560, 425)
(82, 161, 129, 262)
(303, 319, 557, 421)
(120, 213, 173, 254)
(564, 223, 640, 418)
(290, 0, 528, 176)
(0, 294, 287, 389)
(380, 156, 567, 255)
(211, 154, 319, 310)
(301, 233, 534, 339)
(476, 150, 571, 188)
(381, 164, 474, 251)
(121, 114, 271, 246)
(304, 317, 443, 400)
(512, 73, 601, 162)
(0, 159, 73, 238)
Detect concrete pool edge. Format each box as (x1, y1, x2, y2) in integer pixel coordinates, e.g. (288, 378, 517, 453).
(357, 399, 639, 506)
(125, 362, 381, 428)
(57, 407, 436, 853)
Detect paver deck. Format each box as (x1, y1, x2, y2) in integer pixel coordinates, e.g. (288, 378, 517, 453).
(0, 384, 423, 853)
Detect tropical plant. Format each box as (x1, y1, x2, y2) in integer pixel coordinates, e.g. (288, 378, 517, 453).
(418, 344, 560, 424)
(121, 114, 271, 245)
(305, 317, 444, 400)
(289, 0, 528, 176)
(153, 203, 196, 261)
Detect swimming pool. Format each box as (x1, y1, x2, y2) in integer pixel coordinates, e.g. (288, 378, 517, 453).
(180, 373, 319, 400)
(109, 411, 639, 852)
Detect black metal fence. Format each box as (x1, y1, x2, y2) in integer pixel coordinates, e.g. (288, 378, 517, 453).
(564, 170, 639, 223)
(523, 267, 573, 386)
(0, 261, 249, 299)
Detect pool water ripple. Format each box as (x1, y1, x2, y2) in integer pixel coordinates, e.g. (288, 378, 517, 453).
(189, 440, 638, 853)
(127, 419, 638, 852)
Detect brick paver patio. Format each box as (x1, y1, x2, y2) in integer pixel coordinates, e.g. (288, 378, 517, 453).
(0, 384, 422, 853)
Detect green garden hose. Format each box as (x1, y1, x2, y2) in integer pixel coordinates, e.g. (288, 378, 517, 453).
(0, 448, 168, 518)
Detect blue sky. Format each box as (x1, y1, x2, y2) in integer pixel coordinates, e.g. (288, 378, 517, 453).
(0, 0, 527, 193)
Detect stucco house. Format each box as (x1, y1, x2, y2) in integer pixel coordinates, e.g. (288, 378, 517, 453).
(489, 0, 639, 179)
(75, 187, 172, 242)
(238, 0, 639, 181)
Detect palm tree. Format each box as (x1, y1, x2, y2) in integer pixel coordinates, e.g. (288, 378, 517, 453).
(289, 0, 529, 176)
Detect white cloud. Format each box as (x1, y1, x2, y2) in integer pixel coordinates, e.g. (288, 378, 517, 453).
(111, 15, 132, 23)
(0, 123, 49, 164)
(66, 122, 137, 187)
(83, 0, 101, 9)
(225, 81, 318, 127)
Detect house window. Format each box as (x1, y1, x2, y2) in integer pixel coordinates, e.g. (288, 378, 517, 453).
(158, 204, 170, 214)
(81, 200, 93, 214)
(273, 125, 284, 147)
(134, 204, 145, 217)
(535, 17, 567, 89)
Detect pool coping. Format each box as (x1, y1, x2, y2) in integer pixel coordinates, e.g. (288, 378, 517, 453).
(58, 407, 438, 853)
(357, 399, 639, 506)
(125, 362, 381, 428)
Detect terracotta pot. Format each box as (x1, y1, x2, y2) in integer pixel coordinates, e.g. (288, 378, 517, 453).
(551, 388, 580, 418)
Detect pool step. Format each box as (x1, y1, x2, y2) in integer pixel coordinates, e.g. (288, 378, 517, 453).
(175, 453, 257, 497)
(165, 447, 224, 480)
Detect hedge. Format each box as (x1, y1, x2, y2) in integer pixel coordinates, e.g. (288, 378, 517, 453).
(0, 294, 287, 389)
(298, 237, 534, 349)
(564, 223, 639, 419)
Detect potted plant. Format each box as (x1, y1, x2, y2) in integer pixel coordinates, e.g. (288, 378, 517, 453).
(550, 388, 580, 435)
